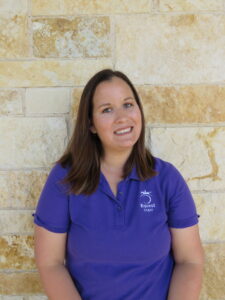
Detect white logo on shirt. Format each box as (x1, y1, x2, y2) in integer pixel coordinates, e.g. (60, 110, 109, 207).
(139, 190, 156, 212)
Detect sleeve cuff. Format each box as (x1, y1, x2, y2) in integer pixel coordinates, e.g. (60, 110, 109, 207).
(33, 213, 68, 233)
(168, 214, 200, 229)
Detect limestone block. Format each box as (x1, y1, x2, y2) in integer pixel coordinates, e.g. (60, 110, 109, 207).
(0, 170, 48, 209)
(0, 296, 24, 300)
(115, 14, 225, 84)
(0, 235, 35, 269)
(31, 0, 151, 15)
(0, 59, 112, 87)
(25, 88, 70, 114)
(0, 15, 29, 58)
(194, 193, 225, 242)
(137, 85, 225, 124)
(0, 0, 27, 14)
(25, 297, 48, 300)
(0, 272, 43, 294)
(201, 243, 225, 299)
(0, 211, 34, 234)
(160, 0, 224, 11)
(71, 87, 83, 119)
(150, 127, 225, 191)
(0, 118, 67, 168)
(0, 89, 23, 115)
(32, 17, 110, 58)
(0, 173, 9, 207)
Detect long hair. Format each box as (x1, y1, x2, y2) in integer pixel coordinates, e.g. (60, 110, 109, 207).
(56, 69, 156, 195)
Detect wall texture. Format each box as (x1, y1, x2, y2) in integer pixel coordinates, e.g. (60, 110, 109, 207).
(0, 0, 225, 299)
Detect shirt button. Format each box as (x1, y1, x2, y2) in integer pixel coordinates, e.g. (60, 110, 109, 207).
(117, 205, 122, 211)
(119, 192, 123, 195)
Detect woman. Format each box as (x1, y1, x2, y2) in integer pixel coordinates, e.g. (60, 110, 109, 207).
(34, 69, 204, 300)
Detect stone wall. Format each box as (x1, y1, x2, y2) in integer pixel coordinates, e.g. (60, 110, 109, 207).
(0, 0, 224, 299)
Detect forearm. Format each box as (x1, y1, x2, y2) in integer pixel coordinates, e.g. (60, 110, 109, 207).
(38, 264, 82, 300)
(167, 262, 203, 300)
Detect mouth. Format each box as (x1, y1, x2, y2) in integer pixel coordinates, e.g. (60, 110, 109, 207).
(114, 127, 133, 135)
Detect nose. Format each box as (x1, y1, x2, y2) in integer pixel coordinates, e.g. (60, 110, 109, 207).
(114, 107, 128, 123)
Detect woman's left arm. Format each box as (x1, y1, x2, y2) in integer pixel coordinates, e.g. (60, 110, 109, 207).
(167, 224, 204, 300)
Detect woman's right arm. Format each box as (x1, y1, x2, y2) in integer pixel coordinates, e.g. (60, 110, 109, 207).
(34, 225, 82, 300)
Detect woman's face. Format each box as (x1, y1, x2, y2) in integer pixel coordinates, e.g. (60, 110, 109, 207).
(90, 77, 142, 156)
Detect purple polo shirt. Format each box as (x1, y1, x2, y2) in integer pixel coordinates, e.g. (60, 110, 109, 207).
(34, 157, 199, 300)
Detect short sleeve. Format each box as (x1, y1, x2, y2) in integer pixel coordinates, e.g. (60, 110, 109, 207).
(165, 163, 199, 228)
(33, 163, 70, 233)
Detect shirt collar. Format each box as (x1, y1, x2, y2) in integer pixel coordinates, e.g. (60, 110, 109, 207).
(99, 166, 140, 185)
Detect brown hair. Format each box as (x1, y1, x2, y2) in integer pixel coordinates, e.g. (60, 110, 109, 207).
(56, 69, 156, 195)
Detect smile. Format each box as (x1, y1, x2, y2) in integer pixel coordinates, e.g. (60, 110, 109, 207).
(114, 127, 133, 135)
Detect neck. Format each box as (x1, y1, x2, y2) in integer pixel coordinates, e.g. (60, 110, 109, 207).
(101, 149, 132, 174)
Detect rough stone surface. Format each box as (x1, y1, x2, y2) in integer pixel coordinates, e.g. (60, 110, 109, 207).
(25, 88, 70, 114)
(0, 0, 28, 14)
(71, 87, 83, 118)
(0, 235, 35, 270)
(0, 296, 24, 300)
(137, 85, 225, 124)
(159, 0, 224, 11)
(0, 118, 67, 168)
(201, 243, 225, 299)
(31, 0, 151, 15)
(115, 14, 225, 84)
(0, 170, 48, 208)
(0, 272, 43, 294)
(0, 15, 29, 58)
(194, 193, 225, 242)
(33, 17, 110, 58)
(0, 89, 23, 116)
(0, 211, 34, 234)
(0, 59, 112, 87)
(150, 127, 225, 191)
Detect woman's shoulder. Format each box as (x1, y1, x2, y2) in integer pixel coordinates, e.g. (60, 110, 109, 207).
(153, 156, 177, 173)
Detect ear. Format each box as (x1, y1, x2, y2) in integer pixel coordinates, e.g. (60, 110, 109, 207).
(90, 124, 97, 134)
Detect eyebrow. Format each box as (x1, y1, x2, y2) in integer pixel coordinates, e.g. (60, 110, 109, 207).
(97, 97, 134, 109)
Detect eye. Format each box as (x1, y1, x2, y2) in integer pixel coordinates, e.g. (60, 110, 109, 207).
(124, 102, 133, 108)
(102, 107, 112, 113)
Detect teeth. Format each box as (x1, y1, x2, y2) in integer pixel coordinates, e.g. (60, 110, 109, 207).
(115, 127, 132, 135)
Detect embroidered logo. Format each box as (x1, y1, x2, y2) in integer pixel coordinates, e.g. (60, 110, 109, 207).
(139, 190, 156, 212)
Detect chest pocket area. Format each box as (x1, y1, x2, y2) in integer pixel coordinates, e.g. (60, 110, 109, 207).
(69, 193, 115, 230)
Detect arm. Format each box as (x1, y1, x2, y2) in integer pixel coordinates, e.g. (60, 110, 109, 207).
(34, 225, 82, 300)
(167, 225, 204, 300)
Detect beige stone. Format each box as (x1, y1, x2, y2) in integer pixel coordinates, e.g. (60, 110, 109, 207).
(71, 88, 83, 119)
(0, 272, 43, 294)
(0, 296, 24, 300)
(0, 118, 67, 168)
(160, 0, 224, 11)
(150, 127, 225, 191)
(0, 211, 34, 234)
(0, 89, 23, 115)
(0, 235, 35, 269)
(0, 173, 9, 207)
(33, 17, 110, 58)
(0, 170, 48, 208)
(25, 88, 70, 114)
(25, 296, 48, 300)
(137, 85, 225, 124)
(25, 297, 48, 300)
(194, 193, 225, 242)
(32, 0, 151, 15)
(115, 14, 225, 84)
(0, 59, 112, 87)
(0, 0, 28, 14)
(201, 243, 225, 299)
(0, 15, 29, 58)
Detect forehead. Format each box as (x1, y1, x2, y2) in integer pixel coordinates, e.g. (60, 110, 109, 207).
(93, 77, 134, 101)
